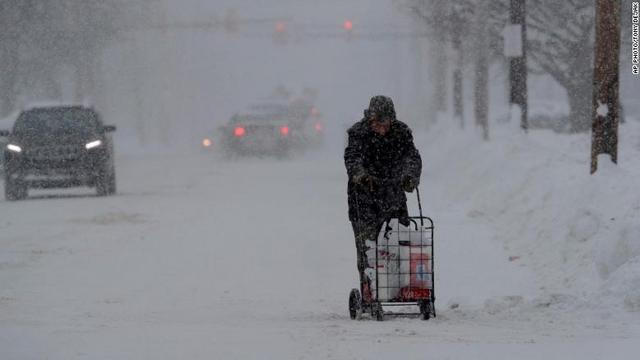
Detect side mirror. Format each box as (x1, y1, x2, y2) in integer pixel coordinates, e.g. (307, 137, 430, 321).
(103, 125, 116, 133)
(0, 130, 10, 137)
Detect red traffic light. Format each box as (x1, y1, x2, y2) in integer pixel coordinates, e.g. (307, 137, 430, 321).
(343, 20, 353, 32)
(275, 21, 286, 33)
(234, 126, 246, 137)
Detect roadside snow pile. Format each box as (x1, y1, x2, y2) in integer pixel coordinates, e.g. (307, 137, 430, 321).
(420, 118, 640, 312)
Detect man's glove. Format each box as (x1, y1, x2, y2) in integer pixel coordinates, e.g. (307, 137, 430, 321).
(353, 172, 378, 192)
(401, 175, 417, 193)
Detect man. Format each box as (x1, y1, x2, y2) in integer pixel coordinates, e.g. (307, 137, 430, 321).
(344, 95, 422, 300)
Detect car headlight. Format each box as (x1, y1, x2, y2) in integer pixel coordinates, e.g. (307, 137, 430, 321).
(85, 140, 102, 150)
(6, 144, 22, 153)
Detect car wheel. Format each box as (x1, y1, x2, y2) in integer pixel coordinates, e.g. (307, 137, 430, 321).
(96, 165, 116, 196)
(106, 167, 116, 195)
(5, 174, 27, 201)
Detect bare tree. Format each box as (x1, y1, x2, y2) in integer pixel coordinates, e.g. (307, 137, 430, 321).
(403, 0, 503, 137)
(0, 1, 140, 116)
(526, 0, 595, 133)
(0, 1, 26, 115)
(474, 4, 490, 140)
(403, 0, 452, 122)
(404, 0, 474, 127)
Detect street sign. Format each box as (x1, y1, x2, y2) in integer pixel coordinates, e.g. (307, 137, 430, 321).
(502, 24, 523, 57)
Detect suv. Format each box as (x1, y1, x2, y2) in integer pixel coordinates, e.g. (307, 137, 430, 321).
(0, 106, 116, 200)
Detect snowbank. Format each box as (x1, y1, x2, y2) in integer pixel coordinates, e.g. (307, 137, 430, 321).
(419, 116, 640, 312)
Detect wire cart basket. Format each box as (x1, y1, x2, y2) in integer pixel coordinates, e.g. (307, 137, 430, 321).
(349, 188, 435, 321)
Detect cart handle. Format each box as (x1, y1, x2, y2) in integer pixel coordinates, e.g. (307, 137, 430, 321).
(415, 187, 424, 227)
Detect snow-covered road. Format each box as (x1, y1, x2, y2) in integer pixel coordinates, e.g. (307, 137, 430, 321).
(1, 130, 639, 359)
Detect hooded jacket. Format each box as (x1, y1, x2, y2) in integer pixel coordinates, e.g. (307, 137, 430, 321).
(344, 118, 422, 223)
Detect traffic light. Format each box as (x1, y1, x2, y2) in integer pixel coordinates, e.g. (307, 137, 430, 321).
(273, 20, 288, 45)
(343, 20, 353, 41)
(343, 20, 353, 32)
(275, 21, 286, 34)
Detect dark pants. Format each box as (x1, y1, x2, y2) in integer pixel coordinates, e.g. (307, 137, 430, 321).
(351, 219, 385, 286)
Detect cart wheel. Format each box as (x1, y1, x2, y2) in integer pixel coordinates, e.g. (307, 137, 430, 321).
(373, 303, 384, 321)
(419, 301, 431, 321)
(431, 299, 436, 318)
(349, 288, 362, 320)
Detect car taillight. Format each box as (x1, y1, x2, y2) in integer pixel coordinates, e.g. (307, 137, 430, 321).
(234, 127, 246, 137)
(314, 122, 323, 132)
(280, 126, 290, 136)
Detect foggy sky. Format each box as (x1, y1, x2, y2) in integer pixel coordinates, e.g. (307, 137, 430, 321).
(98, 0, 428, 150)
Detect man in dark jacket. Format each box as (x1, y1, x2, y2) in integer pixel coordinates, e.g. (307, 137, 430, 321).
(344, 95, 422, 300)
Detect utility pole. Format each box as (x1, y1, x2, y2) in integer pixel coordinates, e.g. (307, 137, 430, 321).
(509, 0, 528, 131)
(590, 0, 620, 174)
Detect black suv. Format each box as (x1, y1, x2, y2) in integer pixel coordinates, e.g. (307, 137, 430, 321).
(0, 106, 116, 200)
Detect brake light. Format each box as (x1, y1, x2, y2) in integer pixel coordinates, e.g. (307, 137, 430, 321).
(234, 127, 246, 137)
(314, 122, 323, 132)
(280, 126, 290, 136)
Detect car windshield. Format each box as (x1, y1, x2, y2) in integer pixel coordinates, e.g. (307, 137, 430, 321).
(247, 103, 289, 115)
(14, 108, 100, 136)
(231, 113, 286, 124)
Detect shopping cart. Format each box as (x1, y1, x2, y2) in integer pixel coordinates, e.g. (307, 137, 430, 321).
(348, 188, 435, 321)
